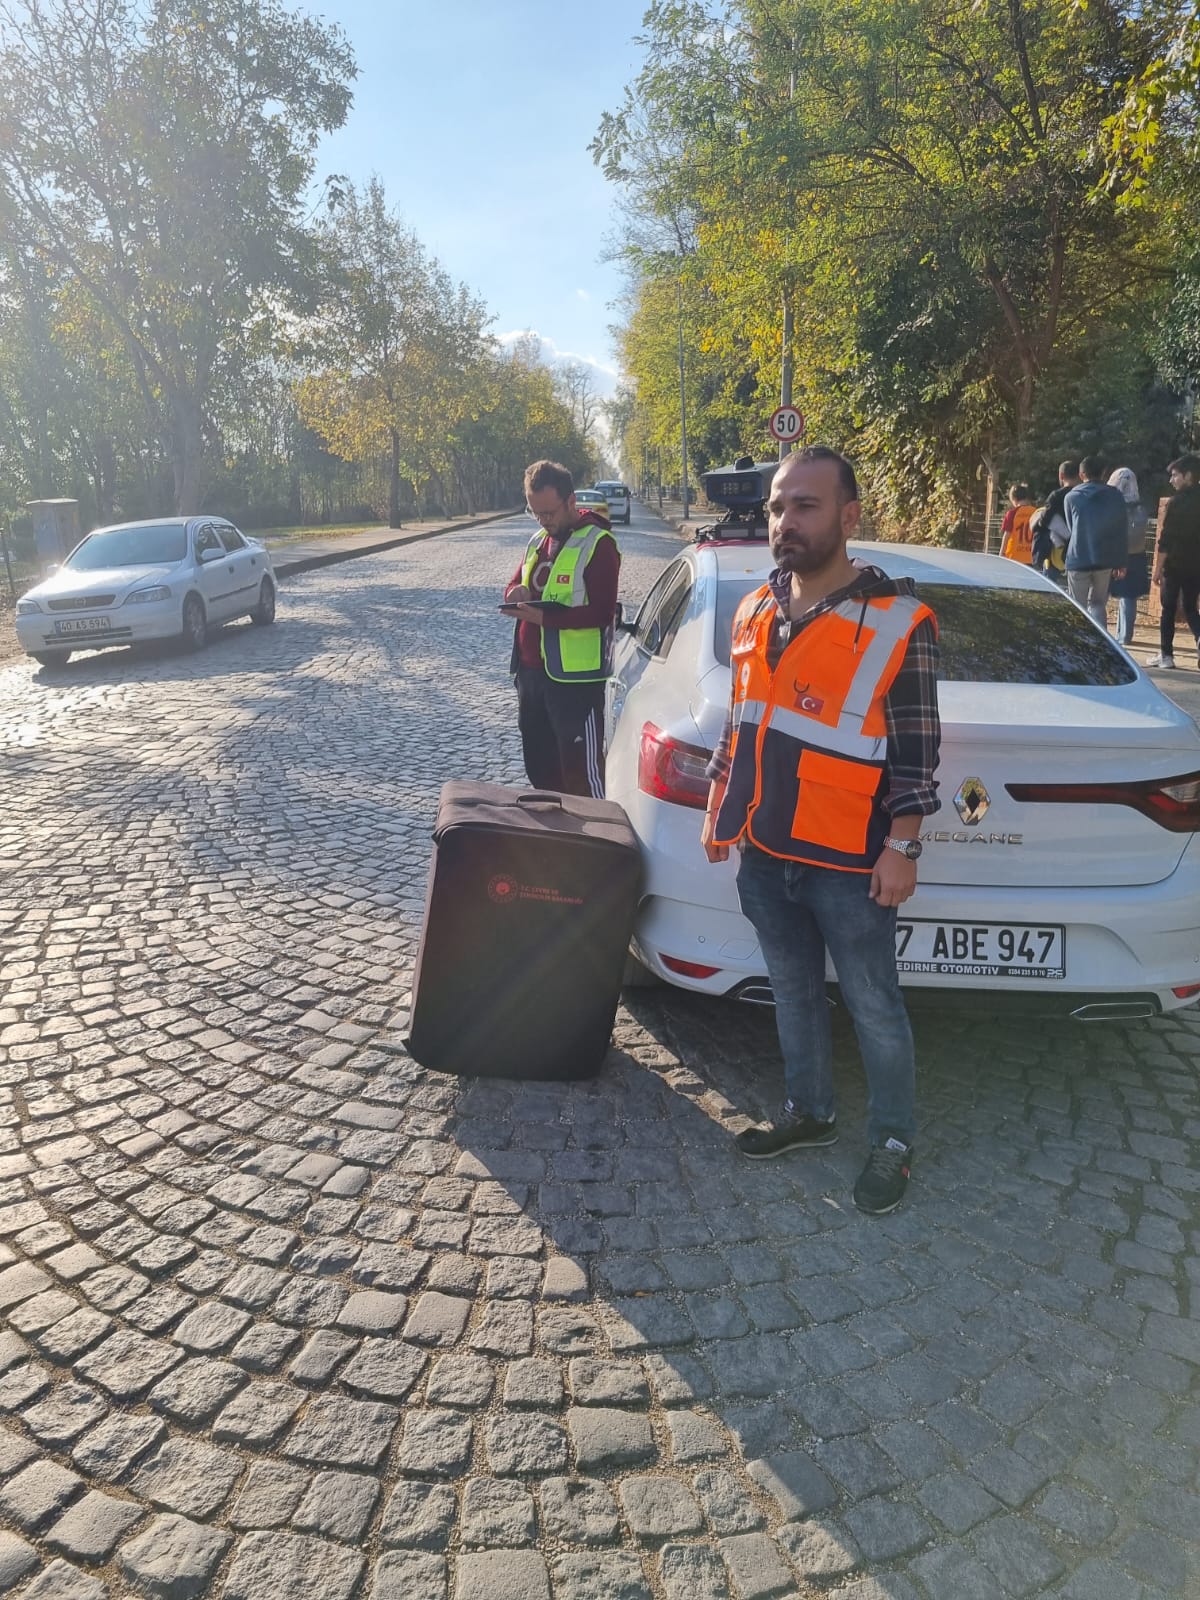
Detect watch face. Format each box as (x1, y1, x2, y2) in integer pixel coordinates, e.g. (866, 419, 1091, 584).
(906, 840, 923, 859)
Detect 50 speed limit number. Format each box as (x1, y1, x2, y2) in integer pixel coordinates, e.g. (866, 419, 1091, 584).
(768, 405, 805, 443)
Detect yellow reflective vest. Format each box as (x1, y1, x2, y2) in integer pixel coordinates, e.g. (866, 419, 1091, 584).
(519, 523, 617, 683)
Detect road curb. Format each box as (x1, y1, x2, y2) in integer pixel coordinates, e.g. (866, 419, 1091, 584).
(271, 508, 521, 579)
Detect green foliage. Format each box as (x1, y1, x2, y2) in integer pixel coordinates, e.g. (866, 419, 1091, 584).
(598, 0, 1196, 530)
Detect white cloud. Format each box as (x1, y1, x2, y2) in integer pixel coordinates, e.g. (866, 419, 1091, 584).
(495, 327, 619, 383)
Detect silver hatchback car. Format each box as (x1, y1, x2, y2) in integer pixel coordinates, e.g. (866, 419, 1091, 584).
(14, 516, 277, 666)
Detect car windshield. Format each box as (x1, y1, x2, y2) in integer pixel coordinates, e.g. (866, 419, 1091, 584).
(715, 579, 1138, 686)
(66, 524, 188, 571)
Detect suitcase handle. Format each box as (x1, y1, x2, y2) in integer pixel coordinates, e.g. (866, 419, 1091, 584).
(516, 791, 565, 809)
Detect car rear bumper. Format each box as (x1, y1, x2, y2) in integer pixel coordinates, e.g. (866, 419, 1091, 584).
(632, 869, 1200, 1016)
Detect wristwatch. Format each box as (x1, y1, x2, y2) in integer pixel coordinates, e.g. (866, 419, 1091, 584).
(884, 837, 922, 861)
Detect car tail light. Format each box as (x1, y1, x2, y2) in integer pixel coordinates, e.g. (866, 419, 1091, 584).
(660, 954, 722, 979)
(1006, 772, 1200, 833)
(637, 722, 711, 810)
(1172, 982, 1200, 999)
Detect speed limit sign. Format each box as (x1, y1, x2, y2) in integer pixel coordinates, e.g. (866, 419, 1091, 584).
(768, 405, 805, 443)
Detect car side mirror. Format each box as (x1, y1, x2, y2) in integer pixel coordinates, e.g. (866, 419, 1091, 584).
(615, 601, 638, 634)
(198, 546, 223, 563)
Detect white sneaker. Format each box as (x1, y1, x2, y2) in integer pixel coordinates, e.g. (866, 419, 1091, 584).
(1146, 653, 1177, 669)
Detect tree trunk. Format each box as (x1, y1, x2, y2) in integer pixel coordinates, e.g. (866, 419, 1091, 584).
(170, 392, 204, 514)
(389, 429, 402, 528)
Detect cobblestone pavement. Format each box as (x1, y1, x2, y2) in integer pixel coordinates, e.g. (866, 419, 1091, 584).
(0, 506, 1198, 1600)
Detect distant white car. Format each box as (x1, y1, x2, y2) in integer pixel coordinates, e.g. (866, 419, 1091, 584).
(594, 481, 632, 524)
(14, 516, 277, 667)
(606, 538, 1200, 1020)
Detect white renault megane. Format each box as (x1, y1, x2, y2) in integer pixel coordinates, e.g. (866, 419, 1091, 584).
(14, 516, 277, 667)
(606, 538, 1200, 1020)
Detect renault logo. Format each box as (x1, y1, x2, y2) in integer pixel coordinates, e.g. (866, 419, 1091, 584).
(954, 778, 990, 825)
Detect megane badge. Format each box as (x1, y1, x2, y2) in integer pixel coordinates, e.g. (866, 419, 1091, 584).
(954, 778, 990, 825)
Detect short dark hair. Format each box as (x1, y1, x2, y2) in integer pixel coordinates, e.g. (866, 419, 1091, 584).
(1059, 459, 1080, 481)
(1169, 453, 1200, 479)
(524, 459, 574, 500)
(1079, 455, 1104, 481)
(1013, 484, 1033, 503)
(793, 445, 859, 504)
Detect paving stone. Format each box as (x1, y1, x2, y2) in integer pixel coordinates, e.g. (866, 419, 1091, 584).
(550, 1550, 653, 1599)
(379, 1480, 457, 1549)
(294, 1470, 379, 1540)
(486, 1411, 569, 1475)
(71, 1412, 166, 1482)
(455, 1550, 550, 1600)
(285, 1393, 399, 1468)
(570, 1358, 650, 1407)
(337, 1289, 408, 1332)
(394, 1408, 474, 1476)
(567, 1406, 655, 1471)
(20, 1380, 106, 1446)
(45, 1487, 143, 1560)
(694, 1468, 764, 1535)
(222, 1528, 365, 1600)
(909, 1544, 1006, 1600)
(132, 1437, 241, 1518)
(0, 1529, 37, 1588)
(973, 1513, 1067, 1594)
(745, 1451, 837, 1520)
(776, 1516, 861, 1579)
(844, 1497, 933, 1561)
(214, 1379, 306, 1445)
(404, 1291, 471, 1347)
(539, 1476, 621, 1545)
(658, 1543, 731, 1600)
(461, 1477, 536, 1545)
(618, 1475, 704, 1539)
(230, 1460, 310, 1529)
(19, 1558, 108, 1599)
(0, 1458, 83, 1530)
(372, 1550, 448, 1600)
(149, 1357, 246, 1423)
(289, 1329, 357, 1385)
(1115, 1528, 1190, 1591)
(718, 1531, 795, 1598)
(171, 1299, 252, 1352)
(504, 1357, 564, 1409)
(425, 1353, 495, 1408)
(666, 1409, 727, 1462)
(118, 1512, 231, 1597)
(918, 1470, 1004, 1534)
(74, 1326, 183, 1398)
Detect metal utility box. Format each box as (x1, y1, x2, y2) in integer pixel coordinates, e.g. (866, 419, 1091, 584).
(27, 499, 81, 567)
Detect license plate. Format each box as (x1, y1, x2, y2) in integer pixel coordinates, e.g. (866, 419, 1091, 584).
(54, 616, 111, 635)
(896, 920, 1065, 980)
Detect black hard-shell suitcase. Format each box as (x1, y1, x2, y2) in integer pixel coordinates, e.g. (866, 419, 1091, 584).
(407, 781, 643, 1080)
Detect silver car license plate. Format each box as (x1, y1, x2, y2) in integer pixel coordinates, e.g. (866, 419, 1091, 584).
(54, 616, 111, 635)
(896, 920, 1065, 980)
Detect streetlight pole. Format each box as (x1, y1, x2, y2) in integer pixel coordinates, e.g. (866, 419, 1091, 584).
(779, 293, 794, 463)
(676, 277, 689, 517)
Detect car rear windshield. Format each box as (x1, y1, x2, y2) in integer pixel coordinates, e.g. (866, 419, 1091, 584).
(715, 579, 1138, 685)
(66, 524, 188, 570)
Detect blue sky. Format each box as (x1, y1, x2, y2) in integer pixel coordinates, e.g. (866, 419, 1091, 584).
(314, 1, 652, 398)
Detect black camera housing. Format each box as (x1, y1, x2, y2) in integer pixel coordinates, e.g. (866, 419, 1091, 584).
(696, 456, 778, 542)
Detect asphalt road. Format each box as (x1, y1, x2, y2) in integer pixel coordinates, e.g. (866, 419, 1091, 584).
(0, 503, 1197, 1599)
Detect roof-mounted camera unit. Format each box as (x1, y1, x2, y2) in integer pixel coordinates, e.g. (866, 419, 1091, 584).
(695, 457, 778, 543)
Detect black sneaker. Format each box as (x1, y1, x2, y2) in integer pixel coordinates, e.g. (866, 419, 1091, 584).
(853, 1137, 912, 1214)
(736, 1108, 838, 1159)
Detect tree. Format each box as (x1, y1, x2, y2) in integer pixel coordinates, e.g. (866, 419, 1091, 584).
(296, 178, 490, 524)
(0, 0, 355, 512)
(596, 0, 1183, 530)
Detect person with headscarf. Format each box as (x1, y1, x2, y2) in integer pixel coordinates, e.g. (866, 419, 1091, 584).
(1107, 467, 1149, 647)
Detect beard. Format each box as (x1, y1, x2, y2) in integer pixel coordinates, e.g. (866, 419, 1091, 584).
(771, 523, 843, 575)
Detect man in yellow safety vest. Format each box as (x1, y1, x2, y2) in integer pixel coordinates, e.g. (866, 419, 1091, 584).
(503, 460, 620, 797)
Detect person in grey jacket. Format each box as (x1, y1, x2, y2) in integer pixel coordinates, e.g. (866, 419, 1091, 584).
(1064, 456, 1129, 628)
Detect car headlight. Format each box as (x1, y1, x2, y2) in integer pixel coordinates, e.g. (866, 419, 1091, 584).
(125, 585, 172, 605)
(15, 598, 42, 615)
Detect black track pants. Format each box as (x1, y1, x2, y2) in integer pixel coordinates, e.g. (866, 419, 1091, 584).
(515, 667, 606, 798)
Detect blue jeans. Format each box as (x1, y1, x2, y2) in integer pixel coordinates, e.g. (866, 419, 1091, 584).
(736, 846, 917, 1145)
(1117, 596, 1137, 646)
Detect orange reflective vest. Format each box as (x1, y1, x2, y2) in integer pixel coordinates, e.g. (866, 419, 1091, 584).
(1000, 505, 1036, 564)
(712, 584, 936, 872)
